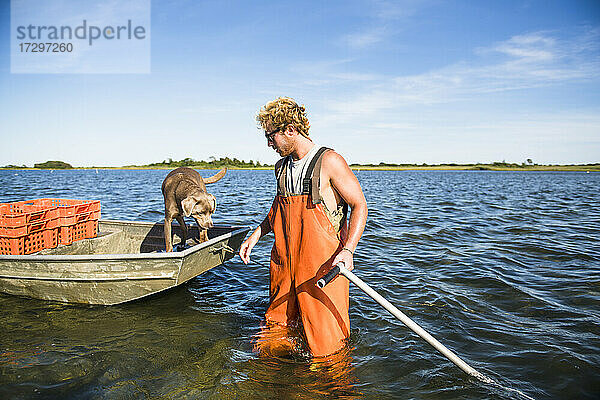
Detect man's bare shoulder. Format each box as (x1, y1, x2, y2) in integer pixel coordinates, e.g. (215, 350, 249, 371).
(322, 150, 351, 174)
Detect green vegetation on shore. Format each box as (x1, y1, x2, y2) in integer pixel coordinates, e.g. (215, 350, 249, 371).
(125, 157, 266, 169)
(2, 159, 599, 172)
(349, 161, 600, 171)
(33, 161, 73, 169)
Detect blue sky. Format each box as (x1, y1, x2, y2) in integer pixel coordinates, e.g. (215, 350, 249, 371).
(1, 0, 599, 167)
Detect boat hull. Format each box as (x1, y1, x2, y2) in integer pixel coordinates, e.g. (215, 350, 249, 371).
(0, 220, 249, 305)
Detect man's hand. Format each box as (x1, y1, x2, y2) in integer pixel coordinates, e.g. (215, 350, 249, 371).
(332, 247, 354, 271)
(239, 216, 271, 264)
(239, 234, 258, 264)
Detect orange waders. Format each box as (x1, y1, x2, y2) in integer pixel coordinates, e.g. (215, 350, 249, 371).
(259, 147, 350, 358)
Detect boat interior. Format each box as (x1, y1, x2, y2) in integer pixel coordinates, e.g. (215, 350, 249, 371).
(37, 222, 237, 256)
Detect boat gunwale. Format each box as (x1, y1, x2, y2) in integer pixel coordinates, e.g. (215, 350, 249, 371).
(0, 272, 177, 282)
(0, 220, 251, 262)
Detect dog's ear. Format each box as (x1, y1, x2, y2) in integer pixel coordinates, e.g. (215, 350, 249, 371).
(209, 194, 216, 212)
(181, 196, 196, 217)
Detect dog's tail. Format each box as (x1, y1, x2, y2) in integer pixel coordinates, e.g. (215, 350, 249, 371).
(203, 168, 227, 184)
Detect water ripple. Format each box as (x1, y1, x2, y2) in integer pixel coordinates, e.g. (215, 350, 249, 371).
(0, 170, 599, 399)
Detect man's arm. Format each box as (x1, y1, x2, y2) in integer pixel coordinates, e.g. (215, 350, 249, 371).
(239, 214, 271, 264)
(239, 159, 283, 264)
(322, 151, 368, 271)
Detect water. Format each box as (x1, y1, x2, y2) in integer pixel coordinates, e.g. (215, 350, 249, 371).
(0, 169, 598, 399)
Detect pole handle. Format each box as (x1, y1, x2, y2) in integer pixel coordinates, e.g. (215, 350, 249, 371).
(316, 262, 342, 289)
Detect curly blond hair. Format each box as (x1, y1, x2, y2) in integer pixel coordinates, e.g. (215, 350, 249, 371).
(256, 97, 310, 137)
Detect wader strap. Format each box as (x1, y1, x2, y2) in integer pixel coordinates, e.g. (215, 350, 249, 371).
(309, 150, 327, 204)
(276, 156, 290, 196)
(302, 147, 331, 201)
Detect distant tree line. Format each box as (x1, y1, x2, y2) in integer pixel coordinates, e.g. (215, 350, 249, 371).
(0, 161, 73, 169)
(33, 161, 73, 169)
(347, 160, 600, 168)
(2, 159, 598, 170)
(144, 157, 271, 169)
(1, 164, 28, 169)
(350, 162, 480, 167)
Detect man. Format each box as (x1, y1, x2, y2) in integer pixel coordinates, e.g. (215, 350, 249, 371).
(239, 97, 368, 358)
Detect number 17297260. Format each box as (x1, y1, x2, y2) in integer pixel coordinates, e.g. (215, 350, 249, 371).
(19, 42, 73, 52)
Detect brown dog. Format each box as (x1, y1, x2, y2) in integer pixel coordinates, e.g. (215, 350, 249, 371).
(161, 167, 226, 252)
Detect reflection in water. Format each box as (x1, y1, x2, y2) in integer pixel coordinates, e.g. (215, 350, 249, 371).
(249, 321, 361, 399)
(253, 320, 311, 358)
(242, 345, 360, 400)
(0, 170, 599, 399)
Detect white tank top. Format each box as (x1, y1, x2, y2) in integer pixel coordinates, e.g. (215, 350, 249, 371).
(285, 144, 320, 194)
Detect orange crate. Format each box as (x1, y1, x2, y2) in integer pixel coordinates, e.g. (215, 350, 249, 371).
(59, 220, 98, 245)
(28, 199, 101, 219)
(59, 210, 101, 226)
(0, 198, 100, 251)
(0, 226, 58, 255)
(0, 217, 60, 238)
(0, 203, 59, 232)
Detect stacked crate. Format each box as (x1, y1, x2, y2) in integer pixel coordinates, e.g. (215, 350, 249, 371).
(0, 199, 101, 255)
(0, 202, 60, 255)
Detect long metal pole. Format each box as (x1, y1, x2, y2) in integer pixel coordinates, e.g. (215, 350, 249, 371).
(319, 263, 493, 383)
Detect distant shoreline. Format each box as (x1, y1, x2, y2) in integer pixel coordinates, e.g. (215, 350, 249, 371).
(348, 164, 600, 172)
(2, 164, 599, 172)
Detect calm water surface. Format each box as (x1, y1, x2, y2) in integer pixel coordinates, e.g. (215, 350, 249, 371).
(0, 169, 598, 399)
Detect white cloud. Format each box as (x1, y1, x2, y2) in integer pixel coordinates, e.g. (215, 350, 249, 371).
(328, 72, 380, 82)
(326, 28, 600, 116)
(297, 28, 600, 164)
(340, 0, 431, 49)
(492, 32, 557, 62)
(343, 27, 387, 49)
(369, 0, 429, 20)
